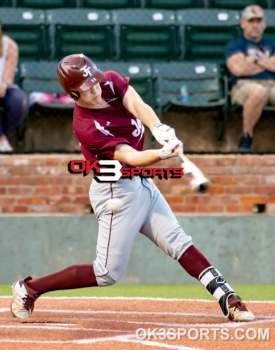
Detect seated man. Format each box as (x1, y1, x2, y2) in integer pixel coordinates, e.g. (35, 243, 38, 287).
(225, 5, 275, 152)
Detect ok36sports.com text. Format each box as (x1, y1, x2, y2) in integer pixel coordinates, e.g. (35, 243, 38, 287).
(136, 327, 270, 341)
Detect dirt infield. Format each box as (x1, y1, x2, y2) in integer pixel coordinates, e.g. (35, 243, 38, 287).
(0, 297, 274, 350)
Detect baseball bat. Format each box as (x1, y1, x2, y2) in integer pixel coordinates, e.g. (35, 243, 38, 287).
(178, 154, 209, 193)
(173, 146, 209, 193)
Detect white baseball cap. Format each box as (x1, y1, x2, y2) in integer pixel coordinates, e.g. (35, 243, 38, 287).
(242, 5, 265, 20)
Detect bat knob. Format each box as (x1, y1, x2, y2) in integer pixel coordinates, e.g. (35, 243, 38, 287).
(199, 183, 209, 194)
(188, 178, 210, 193)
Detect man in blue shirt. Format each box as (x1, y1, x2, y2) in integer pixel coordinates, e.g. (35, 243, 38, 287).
(225, 5, 275, 152)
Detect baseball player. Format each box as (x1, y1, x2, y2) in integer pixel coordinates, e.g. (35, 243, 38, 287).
(11, 54, 254, 322)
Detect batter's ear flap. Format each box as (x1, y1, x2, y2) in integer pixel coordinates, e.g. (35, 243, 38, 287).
(70, 90, 80, 100)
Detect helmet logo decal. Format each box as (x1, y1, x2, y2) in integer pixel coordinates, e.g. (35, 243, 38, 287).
(60, 70, 66, 78)
(80, 65, 92, 77)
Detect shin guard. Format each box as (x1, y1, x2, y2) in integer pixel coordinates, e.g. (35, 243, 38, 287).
(199, 266, 235, 317)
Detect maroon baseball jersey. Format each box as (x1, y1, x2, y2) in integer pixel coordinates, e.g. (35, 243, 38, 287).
(73, 71, 145, 168)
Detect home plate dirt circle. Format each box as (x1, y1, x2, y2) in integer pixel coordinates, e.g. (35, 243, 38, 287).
(0, 297, 274, 350)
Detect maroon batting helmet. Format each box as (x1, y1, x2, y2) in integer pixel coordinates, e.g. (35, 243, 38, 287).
(57, 54, 105, 100)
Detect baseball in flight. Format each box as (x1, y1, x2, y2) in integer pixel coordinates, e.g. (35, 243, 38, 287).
(106, 198, 123, 212)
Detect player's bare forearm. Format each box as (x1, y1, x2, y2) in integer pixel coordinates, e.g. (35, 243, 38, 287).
(257, 55, 275, 72)
(227, 54, 264, 77)
(122, 85, 160, 131)
(133, 99, 160, 132)
(114, 143, 161, 167)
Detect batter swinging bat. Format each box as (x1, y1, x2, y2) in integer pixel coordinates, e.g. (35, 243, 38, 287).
(173, 146, 209, 193)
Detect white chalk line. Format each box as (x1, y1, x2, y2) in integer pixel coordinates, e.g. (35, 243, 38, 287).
(35, 323, 74, 326)
(1, 307, 274, 328)
(0, 308, 218, 318)
(0, 333, 136, 344)
(0, 331, 203, 350)
(0, 324, 132, 333)
(119, 338, 204, 350)
(102, 318, 275, 328)
(0, 336, 202, 350)
(0, 307, 274, 319)
(1, 295, 274, 302)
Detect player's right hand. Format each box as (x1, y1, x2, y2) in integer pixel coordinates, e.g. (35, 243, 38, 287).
(158, 138, 183, 160)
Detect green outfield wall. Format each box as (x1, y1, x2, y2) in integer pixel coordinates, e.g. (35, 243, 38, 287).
(1, 215, 274, 285)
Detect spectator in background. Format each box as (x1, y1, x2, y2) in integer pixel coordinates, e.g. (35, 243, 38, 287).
(225, 5, 275, 153)
(0, 21, 28, 152)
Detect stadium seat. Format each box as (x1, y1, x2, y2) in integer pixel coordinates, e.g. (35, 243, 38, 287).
(0, 8, 49, 61)
(16, 0, 78, 8)
(19, 61, 73, 109)
(96, 62, 158, 111)
(81, 0, 140, 9)
(18, 60, 74, 146)
(144, 0, 204, 9)
(177, 9, 240, 63)
(47, 9, 115, 61)
(20, 61, 61, 92)
(152, 62, 228, 141)
(206, 0, 268, 9)
(262, 10, 275, 41)
(0, 0, 13, 6)
(113, 9, 180, 62)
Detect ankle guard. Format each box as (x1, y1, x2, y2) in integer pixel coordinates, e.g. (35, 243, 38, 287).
(199, 266, 235, 317)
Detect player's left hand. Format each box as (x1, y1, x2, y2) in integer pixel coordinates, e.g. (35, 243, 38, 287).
(158, 138, 183, 160)
(152, 123, 176, 146)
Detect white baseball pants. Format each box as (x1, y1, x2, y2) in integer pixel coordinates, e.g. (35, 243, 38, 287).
(89, 176, 193, 287)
